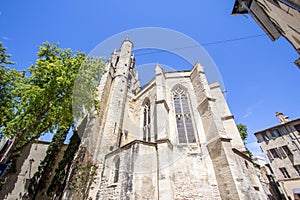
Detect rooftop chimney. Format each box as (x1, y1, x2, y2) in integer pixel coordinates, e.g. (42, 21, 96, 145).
(276, 112, 291, 124)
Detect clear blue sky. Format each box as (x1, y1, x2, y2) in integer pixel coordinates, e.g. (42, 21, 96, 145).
(1, 0, 299, 158)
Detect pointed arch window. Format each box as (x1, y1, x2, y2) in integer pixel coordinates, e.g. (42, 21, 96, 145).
(143, 100, 151, 142)
(173, 86, 196, 143)
(113, 156, 120, 183)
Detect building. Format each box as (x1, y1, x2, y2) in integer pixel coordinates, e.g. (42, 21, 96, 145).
(0, 136, 11, 177)
(62, 39, 267, 199)
(253, 156, 267, 167)
(0, 140, 68, 200)
(231, 0, 300, 68)
(255, 112, 300, 199)
(253, 156, 286, 199)
(0, 141, 49, 199)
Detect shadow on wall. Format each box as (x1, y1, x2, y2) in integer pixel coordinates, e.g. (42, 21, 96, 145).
(0, 142, 32, 199)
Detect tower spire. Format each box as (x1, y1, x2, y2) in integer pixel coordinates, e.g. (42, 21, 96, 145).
(121, 36, 134, 51)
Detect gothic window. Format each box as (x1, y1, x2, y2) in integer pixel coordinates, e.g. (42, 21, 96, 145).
(117, 132, 123, 147)
(115, 56, 120, 67)
(143, 99, 151, 142)
(113, 156, 120, 183)
(127, 74, 132, 88)
(172, 85, 196, 144)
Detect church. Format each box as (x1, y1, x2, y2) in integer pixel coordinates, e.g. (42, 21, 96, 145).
(64, 38, 267, 199)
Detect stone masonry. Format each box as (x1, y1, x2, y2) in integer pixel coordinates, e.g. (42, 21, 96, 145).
(64, 39, 268, 199)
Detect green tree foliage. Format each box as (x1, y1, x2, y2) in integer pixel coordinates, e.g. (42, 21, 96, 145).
(71, 160, 98, 200)
(237, 123, 248, 142)
(1, 42, 104, 159)
(0, 43, 26, 175)
(236, 123, 259, 168)
(0, 42, 105, 198)
(27, 43, 104, 198)
(0, 42, 24, 132)
(0, 42, 14, 66)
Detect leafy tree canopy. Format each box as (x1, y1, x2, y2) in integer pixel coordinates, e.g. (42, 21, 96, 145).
(0, 42, 14, 66)
(0, 41, 105, 160)
(0, 42, 23, 134)
(237, 123, 248, 142)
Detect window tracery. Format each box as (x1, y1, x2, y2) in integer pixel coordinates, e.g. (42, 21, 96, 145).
(172, 86, 196, 143)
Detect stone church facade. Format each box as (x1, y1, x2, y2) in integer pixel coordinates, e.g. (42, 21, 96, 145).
(65, 39, 267, 199)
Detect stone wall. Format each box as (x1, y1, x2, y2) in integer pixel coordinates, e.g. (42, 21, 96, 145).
(98, 141, 158, 199)
(1, 142, 67, 200)
(66, 40, 271, 199)
(171, 146, 221, 199)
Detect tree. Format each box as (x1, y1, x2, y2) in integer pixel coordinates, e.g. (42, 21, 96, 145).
(1, 42, 104, 158)
(236, 123, 259, 167)
(237, 123, 248, 142)
(0, 42, 14, 66)
(0, 44, 26, 178)
(0, 42, 105, 198)
(0, 42, 24, 132)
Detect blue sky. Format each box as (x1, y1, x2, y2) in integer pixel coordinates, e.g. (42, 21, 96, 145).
(1, 1, 299, 158)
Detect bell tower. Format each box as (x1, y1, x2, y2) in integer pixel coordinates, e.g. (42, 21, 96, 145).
(100, 38, 136, 150)
(110, 38, 135, 76)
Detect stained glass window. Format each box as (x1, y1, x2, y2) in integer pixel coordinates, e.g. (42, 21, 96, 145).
(172, 86, 196, 144)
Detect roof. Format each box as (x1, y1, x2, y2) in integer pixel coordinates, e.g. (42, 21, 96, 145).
(254, 118, 300, 135)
